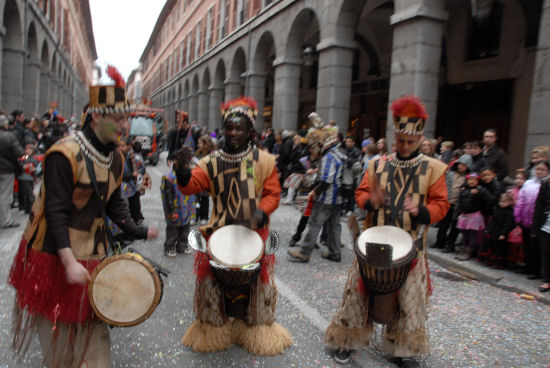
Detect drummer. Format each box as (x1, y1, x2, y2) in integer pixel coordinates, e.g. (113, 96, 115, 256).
(8, 66, 159, 367)
(173, 96, 291, 355)
(325, 96, 449, 367)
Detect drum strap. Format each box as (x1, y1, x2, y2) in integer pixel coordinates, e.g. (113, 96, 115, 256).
(83, 153, 117, 257)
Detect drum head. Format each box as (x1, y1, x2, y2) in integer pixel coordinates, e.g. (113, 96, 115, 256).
(357, 226, 413, 262)
(208, 225, 264, 268)
(89, 254, 162, 327)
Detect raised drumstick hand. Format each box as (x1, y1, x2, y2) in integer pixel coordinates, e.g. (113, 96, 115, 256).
(404, 194, 419, 217)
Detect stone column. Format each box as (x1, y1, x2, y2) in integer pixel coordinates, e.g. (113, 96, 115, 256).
(24, 60, 41, 115)
(49, 77, 58, 110)
(524, 0, 550, 164)
(385, 0, 448, 142)
(315, 40, 355, 132)
(1, 46, 25, 112)
(0, 26, 4, 107)
(224, 78, 242, 100)
(189, 92, 198, 123)
(39, 71, 50, 113)
(247, 72, 266, 129)
(197, 88, 209, 128)
(272, 58, 301, 131)
(208, 86, 224, 131)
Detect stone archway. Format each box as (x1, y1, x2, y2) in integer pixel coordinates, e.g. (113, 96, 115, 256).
(190, 74, 199, 122)
(251, 31, 276, 129)
(198, 67, 210, 128)
(1, 0, 23, 111)
(39, 41, 50, 114)
(227, 47, 246, 100)
(183, 79, 190, 113)
(209, 59, 226, 130)
(273, 8, 320, 131)
(24, 22, 40, 115)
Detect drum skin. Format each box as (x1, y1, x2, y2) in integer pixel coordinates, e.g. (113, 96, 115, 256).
(88, 253, 163, 327)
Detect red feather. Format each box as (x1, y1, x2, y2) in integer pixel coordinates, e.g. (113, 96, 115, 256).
(220, 96, 257, 113)
(390, 95, 428, 120)
(106, 65, 125, 87)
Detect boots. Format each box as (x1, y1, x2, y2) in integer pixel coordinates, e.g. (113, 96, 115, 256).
(456, 246, 473, 261)
(282, 187, 296, 204)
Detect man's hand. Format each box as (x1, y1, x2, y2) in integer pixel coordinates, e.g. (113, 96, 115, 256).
(404, 194, 419, 217)
(369, 187, 386, 208)
(471, 188, 479, 194)
(65, 262, 91, 285)
(147, 227, 159, 239)
(252, 209, 268, 229)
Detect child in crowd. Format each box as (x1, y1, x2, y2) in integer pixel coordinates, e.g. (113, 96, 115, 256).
(510, 170, 528, 204)
(160, 149, 196, 257)
(17, 143, 41, 214)
(485, 193, 515, 269)
(456, 172, 489, 261)
(507, 170, 528, 268)
(478, 167, 504, 261)
(435, 154, 472, 253)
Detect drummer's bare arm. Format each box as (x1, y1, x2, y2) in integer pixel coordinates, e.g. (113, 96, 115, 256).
(58, 248, 91, 285)
(422, 173, 450, 224)
(258, 167, 281, 215)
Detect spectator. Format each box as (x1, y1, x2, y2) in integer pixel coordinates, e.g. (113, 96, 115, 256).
(376, 138, 388, 156)
(439, 141, 454, 164)
(10, 109, 25, 147)
(166, 112, 200, 165)
(278, 130, 295, 187)
(281, 134, 308, 204)
(263, 127, 275, 153)
(23, 119, 38, 146)
(341, 136, 361, 216)
(0, 113, 24, 228)
(436, 154, 472, 253)
(516, 161, 550, 279)
(526, 146, 549, 179)
(483, 129, 509, 181)
(485, 193, 515, 269)
(531, 160, 550, 292)
(361, 143, 379, 176)
(470, 141, 489, 174)
(510, 170, 528, 204)
(17, 143, 40, 214)
(456, 172, 490, 261)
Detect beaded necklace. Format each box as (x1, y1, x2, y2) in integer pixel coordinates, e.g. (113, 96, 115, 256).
(389, 152, 425, 169)
(75, 131, 113, 168)
(217, 143, 254, 163)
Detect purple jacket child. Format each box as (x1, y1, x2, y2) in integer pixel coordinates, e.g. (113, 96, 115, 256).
(514, 177, 543, 228)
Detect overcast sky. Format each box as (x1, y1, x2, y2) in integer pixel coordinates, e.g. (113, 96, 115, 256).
(89, 0, 165, 82)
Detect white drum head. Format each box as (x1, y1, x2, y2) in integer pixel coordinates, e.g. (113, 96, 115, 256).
(208, 225, 264, 268)
(91, 258, 156, 324)
(357, 226, 413, 262)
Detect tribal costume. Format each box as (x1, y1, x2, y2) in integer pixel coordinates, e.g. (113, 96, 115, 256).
(8, 67, 148, 367)
(177, 97, 291, 355)
(325, 96, 449, 361)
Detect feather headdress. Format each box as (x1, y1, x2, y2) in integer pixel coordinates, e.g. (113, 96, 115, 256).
(220, 96, 258, 123)
(390, 95, 428, 136)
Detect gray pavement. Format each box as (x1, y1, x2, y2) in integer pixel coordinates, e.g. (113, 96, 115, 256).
(0, 152, 549, 367)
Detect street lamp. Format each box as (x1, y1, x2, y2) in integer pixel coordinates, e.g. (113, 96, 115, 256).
(302, 45, 315, 67)
(470, 0, 493, 21)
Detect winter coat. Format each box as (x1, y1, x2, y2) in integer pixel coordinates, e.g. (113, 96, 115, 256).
(457, 185, 490, 215)
(342, 145, 361, 186)
(484, 145, 509, 181)
(532, 178, 550, 235)
(0, 130, 24, 175)
(514, 177, 542, 228)
(486, 205, 515, 241)
(480, 178, 504, 216)
(471, 153, 489, 174)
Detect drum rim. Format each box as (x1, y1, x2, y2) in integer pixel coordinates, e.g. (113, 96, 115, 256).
(354, 226, 417, 270)
(207, 224, 264, 269)
(88, 253, 163, 327)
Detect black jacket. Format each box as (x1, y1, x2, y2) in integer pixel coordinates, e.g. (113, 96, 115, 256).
(486, 206, 515, 240)
(480, 179, 504, 216)
(532, 178, 550, 235)
(457, 185, 490, 215)
(167, 126, 200, 160)
(0, 129, 24, 174)
(471, 153, 489, 174)
(484, 145, 509, 181)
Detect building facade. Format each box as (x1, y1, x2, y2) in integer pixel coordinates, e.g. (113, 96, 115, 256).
(0, 0, 96, 118)
(139, 0, 548, 170)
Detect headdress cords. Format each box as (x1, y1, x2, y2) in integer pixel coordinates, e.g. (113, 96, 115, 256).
(306, 111, 338, 154)
(86, 66, 132, 116)
(390, 95, 428, 136)
(220, 96, 258, 126)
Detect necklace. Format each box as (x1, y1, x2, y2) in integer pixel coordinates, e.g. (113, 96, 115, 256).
(75, 131, 113, 168)
(218, 143, 254, 163)
(389, 153, 425, 168)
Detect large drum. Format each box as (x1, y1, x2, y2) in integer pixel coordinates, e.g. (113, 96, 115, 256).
(355, 226, 416, 295)
(208, 225, 265, 286)
(88, 253, 164, 327)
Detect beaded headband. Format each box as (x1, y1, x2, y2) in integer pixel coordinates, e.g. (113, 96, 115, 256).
(390, 95, 428, 136)
(220, 96, 258, 124)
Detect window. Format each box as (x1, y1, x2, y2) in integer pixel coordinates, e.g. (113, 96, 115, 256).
(206, 7, 213, 49)
(237, 0, 244, 26)
(179, 42, 184, 71)
(186, 35, 191, 64)
(219, 0, 227, 39)
(195, 21, 201, 57)
(466, 2, 503, 60)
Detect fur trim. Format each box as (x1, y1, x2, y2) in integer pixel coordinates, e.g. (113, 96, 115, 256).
(231, 319, 292, 356)
(181, 319, 231, 352)
(324, 320, 373, 351)
(381, 327, 429, 357)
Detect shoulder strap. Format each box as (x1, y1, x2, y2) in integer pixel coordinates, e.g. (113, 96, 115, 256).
(82, 153, 117, 257)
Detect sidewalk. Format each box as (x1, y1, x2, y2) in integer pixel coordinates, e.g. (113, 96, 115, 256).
(426, 235, 550, 306)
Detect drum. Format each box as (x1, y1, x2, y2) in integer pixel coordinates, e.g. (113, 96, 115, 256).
(207, 225, 264, 287)
(355, 226, 416, 295)
(88, 253, 163, 327)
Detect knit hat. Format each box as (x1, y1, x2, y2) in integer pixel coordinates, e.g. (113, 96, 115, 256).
(466, 172, 479, 179)
(390, 95, 428, 136)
